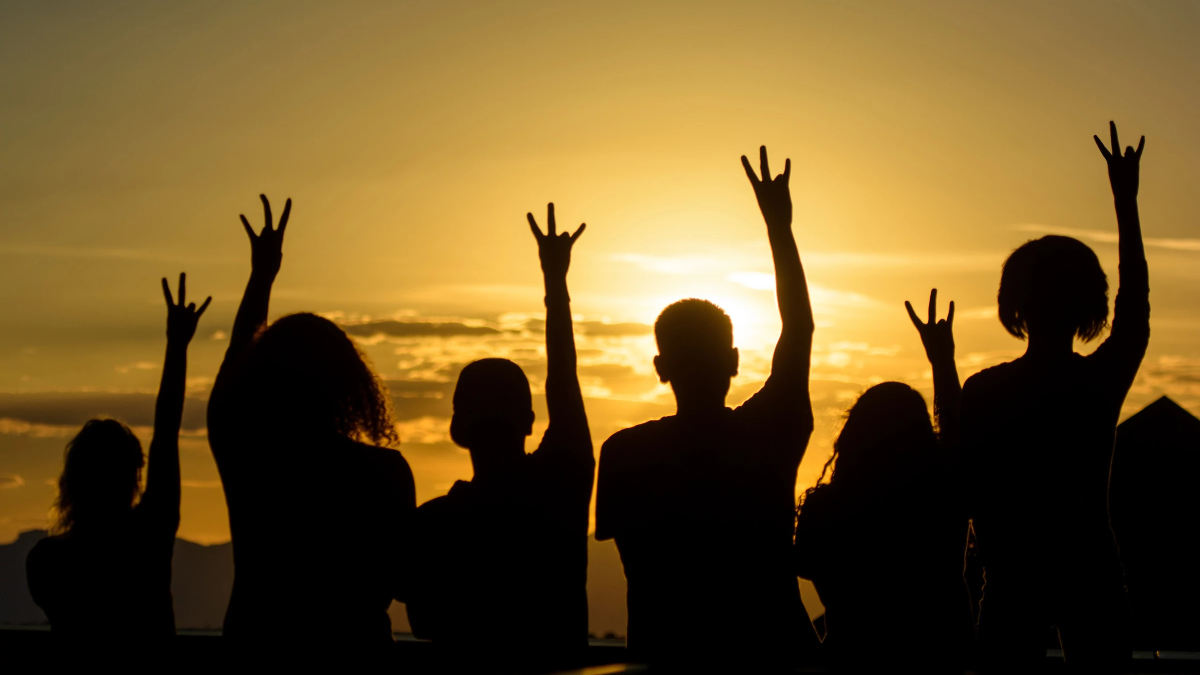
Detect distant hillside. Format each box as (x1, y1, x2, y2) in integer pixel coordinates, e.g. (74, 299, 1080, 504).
(0, 529, 631, 635)
(0, 530, 233, 629)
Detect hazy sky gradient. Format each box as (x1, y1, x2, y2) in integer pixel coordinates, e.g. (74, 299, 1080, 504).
(2, 1, 1200, 554)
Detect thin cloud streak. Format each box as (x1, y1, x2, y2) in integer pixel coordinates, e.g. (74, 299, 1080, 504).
(1015, 224, 1200, 252)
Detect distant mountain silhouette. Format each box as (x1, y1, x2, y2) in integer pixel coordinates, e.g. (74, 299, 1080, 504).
(1, 529, 632, 636)
(1110, 396, 1200, 650)
(0, 530, 233, 629)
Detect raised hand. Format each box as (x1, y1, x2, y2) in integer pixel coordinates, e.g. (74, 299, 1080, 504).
(741, 145, 792, 231)
(162, 273, 211, 345)
(240, 194, 292, 277)
(1094, 121, 1144, 202)
(906, 289, 955, 365)
(528, 203, 585, 279)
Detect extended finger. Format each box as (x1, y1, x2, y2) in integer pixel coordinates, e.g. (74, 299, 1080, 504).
(782, 157, 791, 184)
(905, 300, 922, 329)
(161, 277, 174, 307)
(241, 214, 256, 239)
(178, 272, 186, 307)
(1109, 121, 1120, 157)
(1135, 135, 1145, 158)
(570, 223, 587, 242)
(1093, 135, 1112, 160)
(947, 300, 955, 326)
(260, 194, 273, 231)
(278, 198, 292, 235)
(928, 289, 938, 324)
(547, 203, 556, 237)
(759, 146, 770, 183)
(741, 155, 760, 186)
(527, 212, 543, 239)
(197, 297, 212, 316)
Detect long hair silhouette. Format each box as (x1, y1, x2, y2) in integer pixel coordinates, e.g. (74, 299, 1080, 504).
(804, 382, 937, 504)
(52, 419, 144, 535)
(236, 312, 397, 446)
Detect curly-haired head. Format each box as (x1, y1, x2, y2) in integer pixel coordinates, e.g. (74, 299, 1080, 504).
(998, 236, 1109, 343)
(53, 419, 144, 534)
(801, 382, 936, 511)
(239, 313, 398, 446)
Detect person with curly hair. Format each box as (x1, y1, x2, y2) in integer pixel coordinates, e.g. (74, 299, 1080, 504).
(206, 196, 415, 646)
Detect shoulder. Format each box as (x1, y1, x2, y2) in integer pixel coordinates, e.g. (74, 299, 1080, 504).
(963, 361, 1020, 398)
(26, 536, 64, 573)
(351, 441, 414, 478)
(600, 417, 674, 465)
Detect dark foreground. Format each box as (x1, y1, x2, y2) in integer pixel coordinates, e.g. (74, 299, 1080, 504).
(2, 627, 1199, 673)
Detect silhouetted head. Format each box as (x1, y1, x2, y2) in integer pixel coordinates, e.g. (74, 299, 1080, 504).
(450, 359, 534, 455)
(239, 313, 397, 445)
(999, 236, 1109, 343)
(803, 382, 937, 508)
(653, 299, 739, 407)
(53, 419, 144, 534)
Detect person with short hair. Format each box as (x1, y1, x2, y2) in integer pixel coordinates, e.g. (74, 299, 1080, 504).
(27, 275, 210, 643)
(963, 123, 1150, 670)
(404, 204, 594, 670)
(595, 147, 819, 669)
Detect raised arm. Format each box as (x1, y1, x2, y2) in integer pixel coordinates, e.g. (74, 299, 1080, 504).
(906, 289, 960, 458)
(1092, 122, 1150, 376)
(138, 274, 210, 530)
(741, 147, 815, 403)
(527, 204, 592, 457)
(207, 195, 291, 445)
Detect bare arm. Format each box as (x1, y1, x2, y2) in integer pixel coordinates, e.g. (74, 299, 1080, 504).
(139, 274, 210, 530)
(527, 204, 592, 460)
(206, 195, 291, 448)
(741, 147, 815, 410)
(1092, 122, 1150, 377)
(906, 289, 960, 458)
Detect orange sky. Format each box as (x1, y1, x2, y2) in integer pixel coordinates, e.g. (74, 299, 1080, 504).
(2, 0, 1199, 571)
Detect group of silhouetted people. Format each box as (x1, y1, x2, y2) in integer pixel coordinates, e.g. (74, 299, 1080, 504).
(26, 123, 1150, 672)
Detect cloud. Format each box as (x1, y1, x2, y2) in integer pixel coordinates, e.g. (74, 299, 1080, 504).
(1015, 224, 1200, 252)
(0, 243, 239, 264)
(395, 416, 452, 445)
(181, 479, 223, 489)
(341, 320, 500, 339)
(0, 392, 207, 431)
(577, 321, 653, 337)
(0, 474, 24, 489)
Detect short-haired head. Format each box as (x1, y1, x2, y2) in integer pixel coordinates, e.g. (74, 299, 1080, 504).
(450, 358, 534, 450)
(54, 419, 144, 534)
(653, 299, 739, 402)
(239, 313, 398, 446)
(998, 236, 1109, 343)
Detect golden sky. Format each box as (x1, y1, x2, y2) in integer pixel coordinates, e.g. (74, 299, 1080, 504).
(2, 0, 1200, 569)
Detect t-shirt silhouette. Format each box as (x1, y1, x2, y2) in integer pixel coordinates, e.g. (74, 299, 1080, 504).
(27, 508, 177, 641)
(795, 467, 974, 667)
(405, 426, 594, 667)
(596, 379, 817, 665)
(214, 432, 415, 644)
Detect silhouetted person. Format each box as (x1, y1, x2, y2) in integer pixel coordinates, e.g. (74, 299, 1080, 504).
(795, 290, 973, 670)
(27, 275, 210, 643)
(206, 196, 415, 646)
(962, 123, 1150, 671)
(404, 204, 594, 671)
(595, 147, 819, 669)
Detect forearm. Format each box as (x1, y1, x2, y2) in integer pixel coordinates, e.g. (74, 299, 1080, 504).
(930, 356, 962, 456)
(543, 271, 586, 426)
(145, 342, 186, 514)
(227, 272, 275, 355)
(1115, 196, 1148, 289)
(768, 227, 815, 376)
